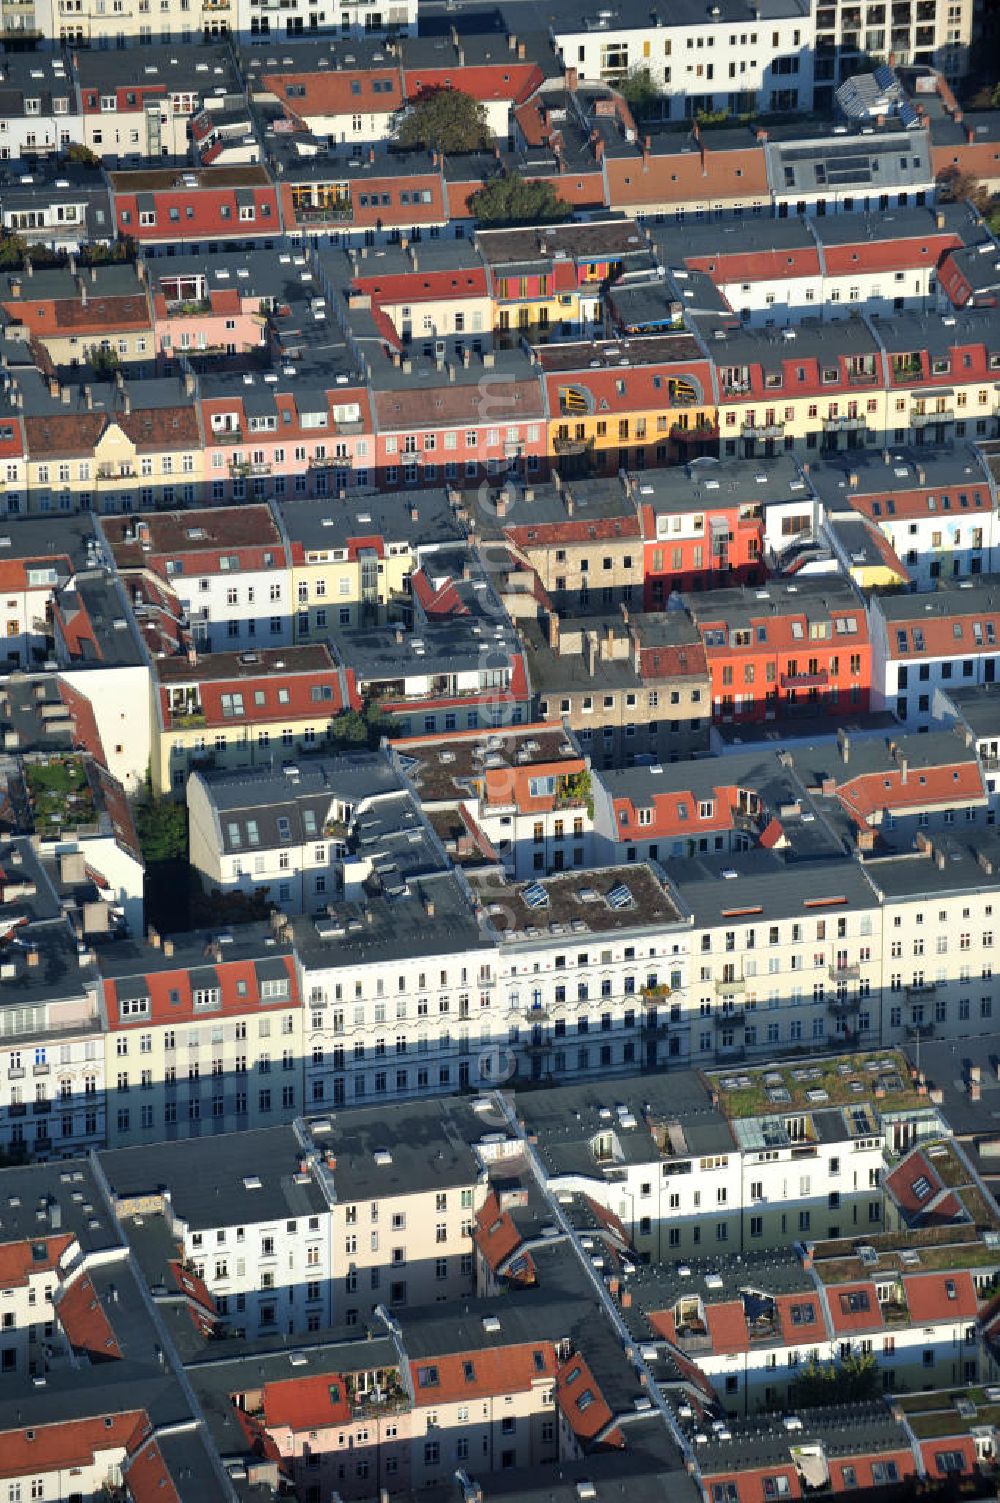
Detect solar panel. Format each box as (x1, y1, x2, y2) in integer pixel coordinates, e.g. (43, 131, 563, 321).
(522, 882, 549, 910)
(873, 62, 895, 90)
(607, 883, 634, 910)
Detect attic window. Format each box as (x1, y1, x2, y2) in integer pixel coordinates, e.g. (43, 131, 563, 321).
(840, 1290, 869, 1313)
(417, 1365, 439, 1388)
(912, 1175, 932, 1201)
(328, 1383, 341, 1402)
(576, 1389, 595, 1412)
(789, 1302, 814, 1325)
(463, 1360, 476, 1382)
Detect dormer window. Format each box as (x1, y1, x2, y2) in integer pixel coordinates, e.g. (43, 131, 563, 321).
(24, 98, 40, 114)
(931, 357, 950, 375)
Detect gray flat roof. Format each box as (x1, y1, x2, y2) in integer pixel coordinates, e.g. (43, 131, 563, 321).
(100, 1126, 329, 1230)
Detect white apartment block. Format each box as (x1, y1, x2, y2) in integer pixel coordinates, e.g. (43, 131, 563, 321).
(553, 0, 815, 118)
(235, 0, 416, 41)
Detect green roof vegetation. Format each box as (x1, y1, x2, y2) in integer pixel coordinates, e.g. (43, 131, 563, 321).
(25, 757, 96, 832)
(711, 1051, 924, 1120)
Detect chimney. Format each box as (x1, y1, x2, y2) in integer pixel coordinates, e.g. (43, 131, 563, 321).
(565, 492, 575, 517)
(837, 728, 850, 764)
(584, 630, 597, 677)
(566, 65, 578, 91)
(368, 145, 375, 164)
(123, 392, 131, 416)
(26, 948, 39, 968)
(163, 937, 174, 957)
(898, 754, 908, 785)
(184, 370, 196, 395)
(148, 926, 161, 949)
(595, 137, 605, 165)
(848, 470, 859, 490)
(936, 848, 947, 871)
(48, 376, 59, 400)
(935, 209, 946, 230)
(547, 611, 560, 653)
(80, 282, 87, 308)
(24, 257, 32, 278)
(84, 385, 93, 410)
(517, 39, 526, 58)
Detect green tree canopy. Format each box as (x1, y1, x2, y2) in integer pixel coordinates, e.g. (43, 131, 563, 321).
(134, 791, 188, 865)
(65, 142, 101, 168)
(791, 1351, 879, 1408)
(470, 172, 572, 227)
(619, 65, 661, 118)
(396, 88, 493, 154)
(329, 698, 397, 751)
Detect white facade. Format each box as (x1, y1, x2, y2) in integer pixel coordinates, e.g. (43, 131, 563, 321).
(236, 0, 416, 41)
(554, 7, 815, 117)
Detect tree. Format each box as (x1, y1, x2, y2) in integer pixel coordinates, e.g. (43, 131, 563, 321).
(619, 65, 661, 119)
(64, 142, 100, 168)
(396, 88, 493, 154)
(935, 165, 992, 213)
(470, 172, 572, 227)
(0, 232, 27, 269)
(791, 1351, 879, 1407)
(134, 791, 188, 865)
(329, 698, 397, 751)
(86, 343, 120, 375)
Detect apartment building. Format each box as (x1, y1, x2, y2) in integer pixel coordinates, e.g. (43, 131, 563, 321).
(276, 488, 466, 636)
(95, 921, 303, 1147)
(306, 1096, 495, 1322)
(102, 1126, 333, 1335)
(0, 262, 154, 371)
(151, 642, 351, 795)
(515, 1065, 890, 1263)
(633, 457, 805, 604)
(666, 848, 883, 1064)
(76, 45, 242, 158)
(478, 475, 643, 615)
(808, 447, 999, 590)
(525, 609, 712, 769)
(101, 504, 292, 652)
(865, 832, 1000, 1046)
(868, 580, 1000, 726)
(686, 577, 871, 723)
(391, 723, 596, 880)
(538, 335, 718, 480)
(294, 868, 498, 1109)
(653, 205, 981, 329)
(469, 862, 691, 1083)
(187, 753, 442, 915)
(0, 838, 107, 1164)
(331, 615, 531, 741)
(550, 0, 814, 118)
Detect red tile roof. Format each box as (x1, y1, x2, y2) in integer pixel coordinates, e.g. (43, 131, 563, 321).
(263, 1372, 353, 1430)
(556, 1350, 622, 1446)
(0, 1233, 73, 1289)
(0, 1412, 149, 1481)
(903, 1269, 978, 1323)
(57, 1272, 123, 1360)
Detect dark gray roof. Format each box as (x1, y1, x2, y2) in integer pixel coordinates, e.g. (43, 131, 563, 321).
(309, 1095, 497, 1201)
(100, 1126, 329, 1230)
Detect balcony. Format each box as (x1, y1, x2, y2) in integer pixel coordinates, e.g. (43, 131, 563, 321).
(32, 1062, 49, 1077)
(7, 1066, 24, 1080)
(229, 459, 272, 477)
(911, 409, 954, 428)
(553, 435, 592, 456)
(827, 993, 861, 1016)
(828, 964, 861, 983)
(821, 415, 865, 433)
(213, 428, 244, 444)
(674, 1324, 712, 1355)
(297, 203, 353, 226)
(714, 977, 746, 999)
(671, 422, 719, 443)
(32, 1100, 50, 1115)
(905, 981, 937, 997)
(847, 367, 878, 386)
(525, 1004, 549, 1023)
(714, 1007, 746, 1027)
(741, 422, 784, 440)
(165, 296, 211, 316)
(781, 669, 828, 689)
(7, 1103, 25, 1117)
